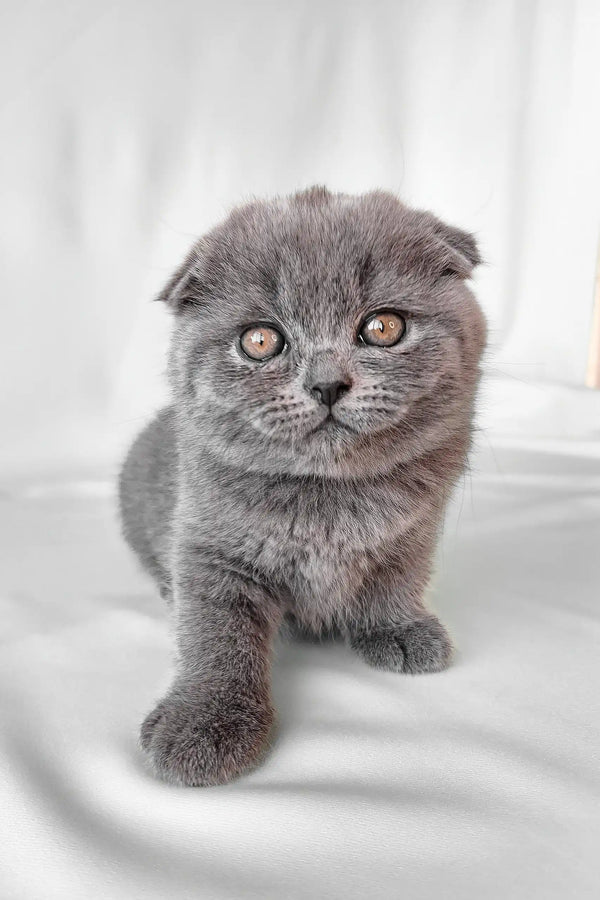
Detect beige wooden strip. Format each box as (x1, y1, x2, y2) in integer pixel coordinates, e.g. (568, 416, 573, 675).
(585, 237, 600, 389)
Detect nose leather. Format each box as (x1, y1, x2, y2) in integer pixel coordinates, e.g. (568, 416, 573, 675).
(311, 380, 351, 408)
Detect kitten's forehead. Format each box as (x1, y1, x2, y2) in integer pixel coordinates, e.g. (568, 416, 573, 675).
(217, 190, 392, 271)
(206, 192, 403, 329)
(193, 187, 479, 338)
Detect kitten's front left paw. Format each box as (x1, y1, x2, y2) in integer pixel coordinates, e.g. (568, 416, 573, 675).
(140, 686, 274, 786)
(349, 615, 453, 674)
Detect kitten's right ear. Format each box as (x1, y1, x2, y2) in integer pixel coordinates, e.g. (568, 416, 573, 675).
(155, 241, 205, 312)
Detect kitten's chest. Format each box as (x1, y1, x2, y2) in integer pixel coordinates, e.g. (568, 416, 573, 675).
(239, 477, 417, 608)
(194, 468, 426, 621)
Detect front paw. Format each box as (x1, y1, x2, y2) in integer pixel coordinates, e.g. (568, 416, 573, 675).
(349, 615, 453, 674)
(140, 684, 274, 786)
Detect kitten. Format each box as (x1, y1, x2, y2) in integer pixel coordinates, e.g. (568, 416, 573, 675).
(119, 186, 486, 786)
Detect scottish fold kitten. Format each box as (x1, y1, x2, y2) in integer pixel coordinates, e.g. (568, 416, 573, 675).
(119, 186, 486, 786)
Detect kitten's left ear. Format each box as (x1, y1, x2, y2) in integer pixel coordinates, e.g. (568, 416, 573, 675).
(155, 240, 205, 311)
(426, 215, 481, 278)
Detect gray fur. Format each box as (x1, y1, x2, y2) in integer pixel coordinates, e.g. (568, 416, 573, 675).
(119, 186, 486, 786)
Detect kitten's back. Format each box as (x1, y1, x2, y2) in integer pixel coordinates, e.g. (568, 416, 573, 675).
(118, 407, 178, 599)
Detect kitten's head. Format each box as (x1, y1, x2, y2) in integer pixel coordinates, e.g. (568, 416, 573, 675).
(160, 187, 486, 478)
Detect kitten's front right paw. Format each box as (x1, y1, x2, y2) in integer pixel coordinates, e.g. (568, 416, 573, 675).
(140, 686, 274, 786)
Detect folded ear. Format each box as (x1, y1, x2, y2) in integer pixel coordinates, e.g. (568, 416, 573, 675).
(428, 217, 481, 278)
(155, 240, 205, 311)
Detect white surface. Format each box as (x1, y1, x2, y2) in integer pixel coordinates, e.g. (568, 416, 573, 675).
(1, 0, 600, 472)
(2, 441, 599, 899)
(2, 1, 600, 895)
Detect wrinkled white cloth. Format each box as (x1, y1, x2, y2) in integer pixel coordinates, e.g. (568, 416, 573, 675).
(2, 440, 599, 899)
(2, 1, 600, 895)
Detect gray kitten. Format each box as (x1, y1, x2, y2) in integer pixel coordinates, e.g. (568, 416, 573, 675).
(119, 186, 486, 786)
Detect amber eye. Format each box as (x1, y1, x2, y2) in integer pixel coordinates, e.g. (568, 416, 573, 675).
(359, 311, 406, 347)
(239, 324, 285, 361)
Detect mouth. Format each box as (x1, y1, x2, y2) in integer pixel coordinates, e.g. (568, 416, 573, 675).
(309, 413, 357, 436)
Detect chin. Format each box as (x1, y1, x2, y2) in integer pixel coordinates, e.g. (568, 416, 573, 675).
(308, 416, 357, 440)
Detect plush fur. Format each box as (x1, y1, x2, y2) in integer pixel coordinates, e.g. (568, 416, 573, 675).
(119, 186, 486, 786)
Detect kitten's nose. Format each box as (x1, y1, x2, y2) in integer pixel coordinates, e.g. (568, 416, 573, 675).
(311, 380, 351, 408)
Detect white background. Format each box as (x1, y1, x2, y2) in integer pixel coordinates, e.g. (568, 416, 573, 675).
(1, 0, 599, 474)
(2, 4, 600, 900)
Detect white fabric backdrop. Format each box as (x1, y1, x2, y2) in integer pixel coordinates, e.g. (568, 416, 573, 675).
(1, 0, 599, 473)
(2, 4, 600, 899)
